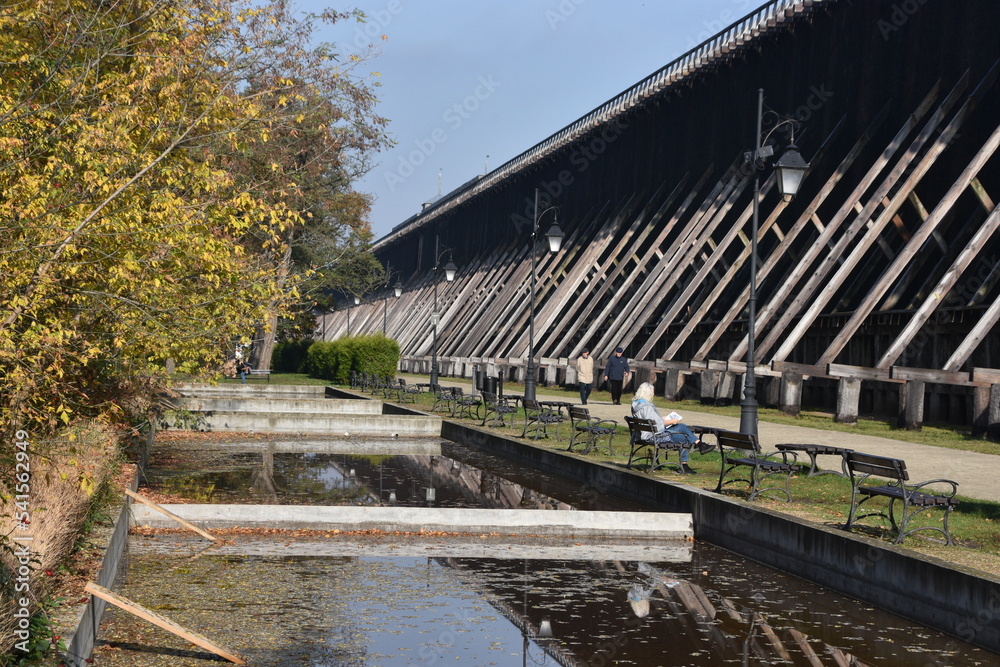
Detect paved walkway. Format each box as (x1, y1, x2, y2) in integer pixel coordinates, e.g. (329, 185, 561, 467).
(432, 380, 998, 503)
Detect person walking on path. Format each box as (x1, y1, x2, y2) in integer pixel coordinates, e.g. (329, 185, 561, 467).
(577, 349, 594, 405)
(604, 347, 631, 405)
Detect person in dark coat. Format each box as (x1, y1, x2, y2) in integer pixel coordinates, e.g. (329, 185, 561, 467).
(603, 347, 631, 405)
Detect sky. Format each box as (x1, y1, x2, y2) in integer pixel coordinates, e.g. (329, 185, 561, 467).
(296, 0, 760, 240)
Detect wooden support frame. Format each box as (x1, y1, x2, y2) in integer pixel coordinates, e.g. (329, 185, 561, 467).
(126, 489, 219, 542)
(725, 85, 942, 364)
(763, 72, 974, 363)
(84, 583, 246, 664)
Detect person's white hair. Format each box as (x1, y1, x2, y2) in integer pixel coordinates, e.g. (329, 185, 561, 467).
(634, 382, 655, 402)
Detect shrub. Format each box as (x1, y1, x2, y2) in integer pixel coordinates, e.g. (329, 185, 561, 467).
(305, 335, 399, 383)
(271, 339, 313, 373)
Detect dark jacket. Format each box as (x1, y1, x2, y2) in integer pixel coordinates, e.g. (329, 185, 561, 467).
(604, 355, 630, 380)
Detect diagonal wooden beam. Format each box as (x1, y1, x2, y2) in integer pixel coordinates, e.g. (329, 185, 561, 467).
(507, 197, 634, 358)
(683, 110, 880, 361)
(561, 167, 716, 359)
(538, 179, 689, 357)
(727, 83, 942, 363)
(817, 118, 1000, 366)
(599, 160, 749, 357)
(876, 201, 1000, 368)
(759, 71, 973, 362)
(945, 286, 1000, 371)
(84, 583, 246, 664)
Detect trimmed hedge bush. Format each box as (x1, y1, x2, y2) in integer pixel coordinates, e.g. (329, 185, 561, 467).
(305, 334, 400, 383)
(271, 339, 314, 373)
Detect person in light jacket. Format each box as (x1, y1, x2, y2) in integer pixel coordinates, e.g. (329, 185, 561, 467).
(577, 349, 594, 405)
(630, 382, 700, 474)
(603, 347, 631, 405)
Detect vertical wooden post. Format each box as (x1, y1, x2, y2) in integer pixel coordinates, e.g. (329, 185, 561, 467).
(663, 370, 682, 401)
(835, 377, 862, 425)
(989, 384, 1000, 440)
(763, 376, 781, 408)
(700, 370, 718, 405)
(900, 380, 925, 431)
(633, 362, 655, 388)
(780, 372, 803, 416)
(973, 385, 990, 437)
(716, 372, 736, 407)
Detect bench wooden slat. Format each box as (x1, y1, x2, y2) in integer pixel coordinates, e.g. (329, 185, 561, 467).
(844, 451, 958, 545)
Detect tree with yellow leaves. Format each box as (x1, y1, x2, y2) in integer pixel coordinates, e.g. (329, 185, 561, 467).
(0, 0, 389, 440)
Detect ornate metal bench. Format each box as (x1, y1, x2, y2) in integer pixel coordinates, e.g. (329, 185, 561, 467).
(480, 391, 517, 428)
(451, 387, 482, 419)
(623, 416, 689, 474)
(394, 378, 422, 403)
(843, 452, 959, 545)
(520, 398, 564, 440)
(568, 406, 616, 456)
(432, 386, 458, 414)
(714, 430, 798, 501)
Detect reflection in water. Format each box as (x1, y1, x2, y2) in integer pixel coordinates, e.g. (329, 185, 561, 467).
(435, 554, 983, 667)
(147, 441, 646, 512)
(100, 547, 987, 666)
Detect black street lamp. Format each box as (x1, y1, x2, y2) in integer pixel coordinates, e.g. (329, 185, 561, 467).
(430, 235, 456, 390)
(741, 88, 810, 438)
(346, 295, 358, 336)
(524, 188, 565, 401)
(382, 265, 403, 335)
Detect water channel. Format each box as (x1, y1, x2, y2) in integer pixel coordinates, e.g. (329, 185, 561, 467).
(91, 436, 992, 665)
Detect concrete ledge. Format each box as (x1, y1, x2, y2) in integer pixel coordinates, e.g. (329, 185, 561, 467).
(60, 469, 138, 667)
(438, 419, 1000, 654)
(170, 411, 442, 436)
(163, 396, 384, 415)
(131, 504, 693, 539)
(166, 438, 444, 455)
(133, 536, 692, 562)
(172, 383, 328, 398)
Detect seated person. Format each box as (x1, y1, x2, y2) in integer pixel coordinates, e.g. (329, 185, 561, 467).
(630, 382, 701, 474)
(237, 360, 251, 383)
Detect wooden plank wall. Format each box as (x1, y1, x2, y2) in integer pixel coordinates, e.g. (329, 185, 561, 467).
(320, 1, 1000, 431)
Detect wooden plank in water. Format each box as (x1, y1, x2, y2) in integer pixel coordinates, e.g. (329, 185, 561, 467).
(125, 489, 219, 543)
(786, 628, 825, 667)
(84, 583, 245, 664)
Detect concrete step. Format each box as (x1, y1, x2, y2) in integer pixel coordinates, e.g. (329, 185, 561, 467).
(132, 504, 693, 539)
(170, 383, 329, 399)
(164, 410, 441, 436)
(163, 396, 382, 415)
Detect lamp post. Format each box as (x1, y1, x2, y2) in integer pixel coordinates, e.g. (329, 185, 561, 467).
(524, 188, 565, 401)
(381, 263, 403, 336)
(740, 88, 810, 438)
(346, 295, 359, 336)
(430, 235, 457, 390)
(384, 280, 402, 335)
